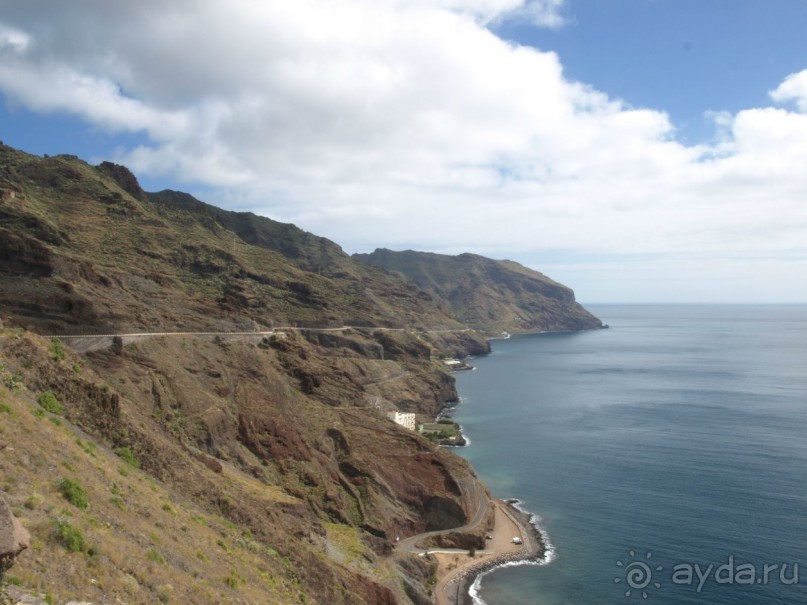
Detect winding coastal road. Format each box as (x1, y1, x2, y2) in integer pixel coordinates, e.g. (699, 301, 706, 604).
(49, 325, 475, 339)
(434, 500, 532, 605)
(393, 484, 533, 605)
(49, 325, 506, 604)
(395, 482, 488, 555)
(49, 325, 476, 353)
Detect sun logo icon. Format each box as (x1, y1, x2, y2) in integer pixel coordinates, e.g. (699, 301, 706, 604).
(615, 550, 663, 599)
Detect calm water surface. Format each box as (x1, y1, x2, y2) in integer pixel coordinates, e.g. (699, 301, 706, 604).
(453, 305, 807, 605)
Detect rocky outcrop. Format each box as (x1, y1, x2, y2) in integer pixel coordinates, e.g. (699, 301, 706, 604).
(0, 496, 30, 576)
(96, 161, 147, 202)
(1, 585, 97, 605)
(0, 229, 54, 277)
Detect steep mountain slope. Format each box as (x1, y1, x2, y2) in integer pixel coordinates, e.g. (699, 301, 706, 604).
(0, 327, 480, 605)
(146, 189, 349, 274)
(0, 144, 491, 604)
(0, 145, 483, 345)
(354, 249, 603, 335)
(0, 142, 598, 604)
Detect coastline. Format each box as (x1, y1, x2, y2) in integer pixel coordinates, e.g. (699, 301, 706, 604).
(464, 500, 556, 605)
(439, 330, 572, 605)
(435, 499, 551, 605)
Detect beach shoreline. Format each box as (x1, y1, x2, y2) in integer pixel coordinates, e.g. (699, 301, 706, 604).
(434, 331, 574, 604)
(434, 499, 549, 605)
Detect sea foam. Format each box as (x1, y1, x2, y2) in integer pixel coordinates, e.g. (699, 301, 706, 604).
(468, 499, 556, 605)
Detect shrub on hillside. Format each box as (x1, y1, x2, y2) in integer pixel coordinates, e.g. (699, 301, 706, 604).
(57, 478, 89, 510)
(49, 338, 66, 361)
(54, 517, 86, 553)
(37, 391, 62, 414)
(0, 363, 24, 391)
(115, 446, 140, 469)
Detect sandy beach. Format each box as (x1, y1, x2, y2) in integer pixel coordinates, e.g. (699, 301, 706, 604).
(432, 499, 546, 605)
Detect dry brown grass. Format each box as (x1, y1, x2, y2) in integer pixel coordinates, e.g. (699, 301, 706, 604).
(0, 377, 308, 604)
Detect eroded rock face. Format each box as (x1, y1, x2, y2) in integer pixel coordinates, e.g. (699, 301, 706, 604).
(355, 248, 604, 334)
(96, 160, 148, 202)
(0, 496, 30, 575)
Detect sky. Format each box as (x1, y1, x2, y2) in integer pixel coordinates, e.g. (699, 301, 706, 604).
(1, 0, 806, 303)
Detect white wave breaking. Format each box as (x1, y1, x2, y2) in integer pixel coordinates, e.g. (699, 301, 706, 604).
(468, 499, 557, 605)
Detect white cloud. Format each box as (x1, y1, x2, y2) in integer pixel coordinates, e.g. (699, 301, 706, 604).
(770, 69, 807, 113)
(0, 2, 805, 301)
(514, 0, 568, 28)
(0, 23, 29, 53)
(0, 62, 189, 138)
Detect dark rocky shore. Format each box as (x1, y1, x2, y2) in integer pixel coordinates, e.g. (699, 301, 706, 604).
(446, 500, 548, 605)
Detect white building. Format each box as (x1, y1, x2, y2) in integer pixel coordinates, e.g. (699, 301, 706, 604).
(388, 411, 416, 431)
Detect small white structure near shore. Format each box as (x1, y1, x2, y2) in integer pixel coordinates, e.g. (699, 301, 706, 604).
(388, 411, 416, 431)
(442, 358, 473, 372)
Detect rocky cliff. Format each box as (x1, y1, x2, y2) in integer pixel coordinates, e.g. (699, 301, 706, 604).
(0, 142, 598, 604)
(354, 249, 602, 335)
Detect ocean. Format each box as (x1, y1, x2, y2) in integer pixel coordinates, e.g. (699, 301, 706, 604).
(452, 305, 807, 605)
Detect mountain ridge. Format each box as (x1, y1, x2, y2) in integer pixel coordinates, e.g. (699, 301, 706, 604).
(0, 141, 598, 604)
(354, 247, 602, 335)
(0, 147, 481, 344)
